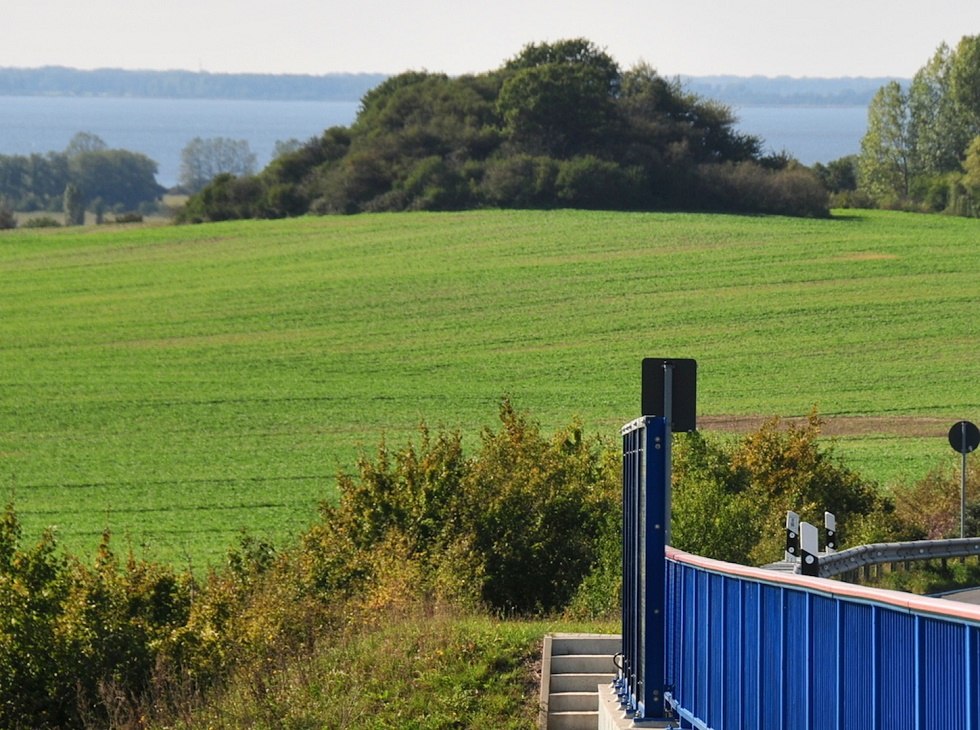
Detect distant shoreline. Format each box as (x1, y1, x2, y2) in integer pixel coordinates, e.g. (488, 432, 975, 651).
(0, 66, 905, 107)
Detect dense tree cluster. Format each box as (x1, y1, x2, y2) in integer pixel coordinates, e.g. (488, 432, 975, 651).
(856, 34, 980, 214)
(0, 132, 163, 218)
(181, 39, 829, 222)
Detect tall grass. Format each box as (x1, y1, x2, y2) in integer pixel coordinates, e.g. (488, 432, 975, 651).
(1, 209, 977, 565)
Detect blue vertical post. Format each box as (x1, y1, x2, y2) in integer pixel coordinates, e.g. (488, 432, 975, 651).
(624, 357, 695, 721)
(620, 415, 669, 720)
(640, 414, 669, 719)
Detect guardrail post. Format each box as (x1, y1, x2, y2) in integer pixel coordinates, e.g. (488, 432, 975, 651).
(824, 511, 837, 553)
(785, 510, 800, 563)
(800, 521, 820, 576)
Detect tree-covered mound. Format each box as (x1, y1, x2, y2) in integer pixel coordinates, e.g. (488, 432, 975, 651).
(180, 39, 828, 221)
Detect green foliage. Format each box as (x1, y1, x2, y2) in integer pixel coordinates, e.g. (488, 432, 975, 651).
(672, 412, 889, 565)
(0, 403, 619, 727)
(69, 148, 163, 211)
(62, 182, 84, 225)
(0, 136, 162, 216)
(813, 155, 858, 193)
(893, 464, 980, 540)
(693, 160, 829, 217)
(183, 38, 827, 220)
(498, 39, 619, 157)
(303, 401, 619, 614)
(0, 199, 14, 230)
(858, 34, 980, 215)
(179, 137, 257, 194)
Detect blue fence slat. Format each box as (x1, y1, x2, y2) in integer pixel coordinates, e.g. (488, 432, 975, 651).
(922, 617, 968, 730)
(840, 602, 874, 730)
(742, 581, 761, 730)
(760, 584, 784, 730)
(784, 590, 808, 730)
(723, 577, 742, 730)
(810, 595, 838, 730)
(877, 609, 915, 730)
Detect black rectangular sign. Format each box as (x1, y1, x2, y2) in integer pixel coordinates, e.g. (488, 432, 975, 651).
(641, 358, 697, 432)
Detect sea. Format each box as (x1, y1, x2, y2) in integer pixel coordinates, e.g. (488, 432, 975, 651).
(0, 96, 868, 189)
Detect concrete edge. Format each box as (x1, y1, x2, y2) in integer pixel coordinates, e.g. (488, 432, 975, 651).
(538, 634, 553, 729)
(597, 682, 674, 729)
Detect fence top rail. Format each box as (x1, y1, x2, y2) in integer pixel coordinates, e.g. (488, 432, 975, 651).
(666, 546, 980, 625)
(621, 416, 653, 435)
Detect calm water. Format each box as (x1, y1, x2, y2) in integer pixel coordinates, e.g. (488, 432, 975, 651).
(0, 96, 866, 188)
(734, 105, 868, 164)
(0, 96, 360, 188)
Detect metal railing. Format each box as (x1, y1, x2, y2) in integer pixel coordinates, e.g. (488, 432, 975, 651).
(818, 536, 980, 579)
(620, 415, 669, 720)
(664, 546, 980, 730)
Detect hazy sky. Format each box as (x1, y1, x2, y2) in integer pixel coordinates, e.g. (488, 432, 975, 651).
(5, 0, 980, 78)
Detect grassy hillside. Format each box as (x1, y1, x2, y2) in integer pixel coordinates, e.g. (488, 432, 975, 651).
(1, 209, 977, 566)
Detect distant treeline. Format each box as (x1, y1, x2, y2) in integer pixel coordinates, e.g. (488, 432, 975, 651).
(0, 66, 387, 101)
(0, 66, 903, 106)
(683, 75, 909, 107)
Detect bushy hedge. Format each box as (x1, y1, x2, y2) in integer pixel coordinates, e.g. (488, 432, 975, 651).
(3, 403, 957, 727)
(180, 39, 830, 222)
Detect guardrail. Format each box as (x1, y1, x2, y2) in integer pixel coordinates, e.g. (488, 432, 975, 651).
(819, 537, 980, 579)
(664, 546, 980, 730)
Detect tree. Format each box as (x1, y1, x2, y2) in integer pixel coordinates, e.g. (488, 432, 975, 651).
(907, 44, 967, 175)
(949, 35, 980, 136)
(63, 183, 84, 225)
(179, 137, 257, 193)
(497, 38, 621, 156)
(0, 198, 15, 229)
(70, 149, 163, 210)
(65, 131, 108, 158)
(858, 81, 915, 202)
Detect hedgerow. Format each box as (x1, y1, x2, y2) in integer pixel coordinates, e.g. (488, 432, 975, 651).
(2, 403, 957, 727)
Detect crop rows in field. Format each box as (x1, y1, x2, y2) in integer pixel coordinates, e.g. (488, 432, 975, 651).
(1, 209, 977, 565)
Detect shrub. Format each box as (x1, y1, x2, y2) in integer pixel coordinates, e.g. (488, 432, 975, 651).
(671, 410, 889, 565)
(479, 154, 559, 207)
(0, 201, 15, 230)
(893, 465, 980, 539)
(300, 400, 619, 615)
(554, 155, 648, 209)
(694, 161, 830, 217)
(21, 215, 62, 228)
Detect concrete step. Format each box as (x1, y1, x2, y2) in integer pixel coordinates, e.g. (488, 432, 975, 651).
(550, 672, 617, 694)
(549, 690, 600, 713)
(550, 634, 621, 656)
(548, 710, 600, 730)
(550, 653, 618, 675)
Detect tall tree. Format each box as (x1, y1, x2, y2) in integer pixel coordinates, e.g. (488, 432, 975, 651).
(179, 137, 257, 193)
(70, 149, 163, 210)
(907, 43, 967, 174)
(63, 183, 84, 225)
(65, 132, 108, 158)
(859, 81, 914, 202)
(497, 39, 621, 156)
(949, 35, 980, 137)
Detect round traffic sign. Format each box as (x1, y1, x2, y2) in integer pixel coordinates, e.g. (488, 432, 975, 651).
(949, 421, 980, 454)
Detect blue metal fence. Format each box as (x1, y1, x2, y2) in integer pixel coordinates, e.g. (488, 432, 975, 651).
(663, 548, 980, 730)
(619, 408, 980, 729)
(621, 415, 669, 720)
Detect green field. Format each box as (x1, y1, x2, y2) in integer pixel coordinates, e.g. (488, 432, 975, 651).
(1, 209, 977, 566)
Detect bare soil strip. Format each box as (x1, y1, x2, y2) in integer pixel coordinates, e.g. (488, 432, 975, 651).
(699, 415, 951, 438)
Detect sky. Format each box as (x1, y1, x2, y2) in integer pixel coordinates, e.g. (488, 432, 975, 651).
(5, 0, 980, 78)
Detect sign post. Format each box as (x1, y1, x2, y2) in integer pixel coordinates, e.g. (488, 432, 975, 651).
(949, 421, 980, 538)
